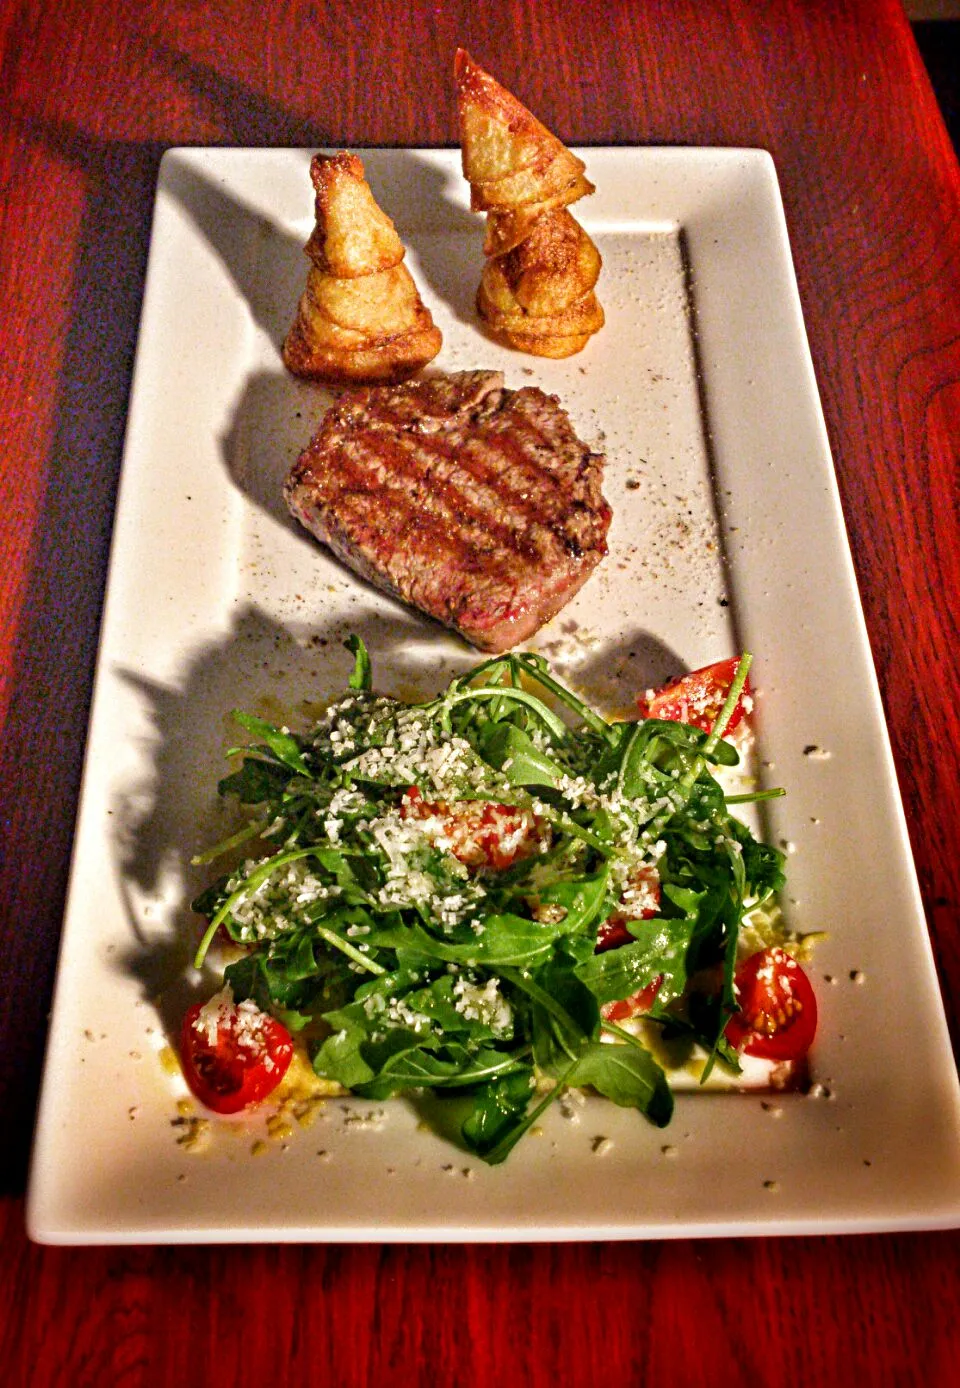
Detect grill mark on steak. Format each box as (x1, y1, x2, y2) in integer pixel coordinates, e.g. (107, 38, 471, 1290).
(335, 429, 547, 560)
(462, 409, 599, 556)
(335, 412, 586, 560)
(314, 429, 575, 589)
(284, 370, 610, 651)
(327, 449, 539, 584)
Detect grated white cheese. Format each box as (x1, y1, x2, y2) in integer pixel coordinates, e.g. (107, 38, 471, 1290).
(193, 984, 268, 1054)
(225, 859, 340, 939)
(452, 976, 513, 1035)
(362, 806, 486, 928)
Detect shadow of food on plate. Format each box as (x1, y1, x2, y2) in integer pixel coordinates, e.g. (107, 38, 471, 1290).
(220, 366, 333, 532)
(381, 149, 481, 328)
(161, 153, 305, 348)
(535, 625, 686, 721)
(107, 602, 469, 1027)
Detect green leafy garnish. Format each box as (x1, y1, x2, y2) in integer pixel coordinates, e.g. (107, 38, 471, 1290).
(189, 640, 785, 1163)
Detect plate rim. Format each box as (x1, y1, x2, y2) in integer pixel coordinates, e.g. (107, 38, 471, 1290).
(26, 144, 960, 1244)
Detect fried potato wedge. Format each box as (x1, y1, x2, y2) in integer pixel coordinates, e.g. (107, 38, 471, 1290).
(455, 51, 602, 358)
(306, 152, 405, 278)
(477, 281, 605, 338)
(286, 300, 370, 350)
(282, 311, 443, 385)
(285, 150, 442, 383)
(305, 263, 422, 335)
(481, 179, 595, 255)
(480, 209, 601, 316)
(469, 149, 588, 213)
(455, 48, 576, 187)
(496, 328, 593, 358)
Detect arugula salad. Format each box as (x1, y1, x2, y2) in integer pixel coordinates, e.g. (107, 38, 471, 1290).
(181, 640, 815, 1165)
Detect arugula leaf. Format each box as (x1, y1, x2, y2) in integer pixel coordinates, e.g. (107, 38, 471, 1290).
(532, 869, 612, 937)
(442, 686, 571, 742)
(229, 711, 311, 779)
(461, 1070, 537, 1158)
(573, 914, 695, 1006)
(364, 915, 564, 969)
(313, 1010, 378, 1089)
(371, 1042, 522, 1092)
(499, 955, 596, 1078)
(345, 635, 373, 690)
(478, 722, 567, 788)
(569, 1041, 673, 1127)
(217, 758, 291, 805)
(508, 653, 614, 738)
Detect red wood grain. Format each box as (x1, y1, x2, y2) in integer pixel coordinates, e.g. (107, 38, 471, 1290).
(2, 0, 960, 1382)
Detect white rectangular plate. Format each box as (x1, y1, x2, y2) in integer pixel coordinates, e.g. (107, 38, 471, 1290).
(27, 147, 960, 1243)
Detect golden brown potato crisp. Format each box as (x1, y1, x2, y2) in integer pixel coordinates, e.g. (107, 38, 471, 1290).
(495, 328, 593, 359)
(455, 50, 576, 185)
(480, 208, 602, 316)
(454, 49, 602, 357)
(283, 152, 441, 385)
(283, 317, 444, 383)
(481, 180, 595, 256)
(476, 281, 605, 338)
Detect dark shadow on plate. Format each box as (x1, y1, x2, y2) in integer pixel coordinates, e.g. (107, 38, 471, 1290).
(678, 228, 746, 665)
(352, 149, 480, 327)
(220, 367, 332, 530)
(160, 153, 308, 349)
(674, 229, 786, 842)
(537, 624, 687, 719)
(108, 601, 475, 1037)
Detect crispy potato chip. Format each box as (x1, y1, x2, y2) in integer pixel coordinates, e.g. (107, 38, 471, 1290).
(480, 210, 601, 316)
(305, 263, 421, 335)
(285, 149, 442, 382)
(287, 304, 370, 351)
(306, 152, 405, 278)
(455, 51, 602, 358)
(481, 179, 595, 255)
(477, 259, 520, 315)
(496, 328, 593, 358)
(282, 313, 443, 384)
(455, 48, 574, 186)
(477, 281, 605, 337)
(469, 149, 587, 212)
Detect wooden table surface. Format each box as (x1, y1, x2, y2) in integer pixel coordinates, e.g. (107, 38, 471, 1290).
(3, 0, 960, 1381)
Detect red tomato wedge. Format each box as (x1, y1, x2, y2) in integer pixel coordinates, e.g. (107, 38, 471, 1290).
(180, 989, 294, 1114)
(601, 977, 663, 1023)
(400, 786, 549, 871)
(596, 865, 664, 1020)
(596, 864, 662, 952)
(637, 657, 751, 734)
(724, 947, 818, 1062)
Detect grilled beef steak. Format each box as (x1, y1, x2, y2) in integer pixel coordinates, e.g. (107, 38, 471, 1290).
(284, 369, 611, 651)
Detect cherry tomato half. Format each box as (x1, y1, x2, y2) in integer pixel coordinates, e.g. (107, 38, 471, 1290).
(180, 989, 294, 1114)
(601, 977, 664, 1023)
(637, 657, 751, 734)
(724, 947, 818, 1062)
(596, 864, 662, 952)
(401, 786, 549, 871)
